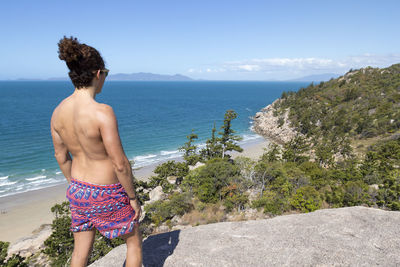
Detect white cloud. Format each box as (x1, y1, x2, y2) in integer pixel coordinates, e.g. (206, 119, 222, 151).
(227, 54, 400, 73)
(187, 68, 226, 73)
(237, 64, 260, 71)
(188, 53, 400, 79)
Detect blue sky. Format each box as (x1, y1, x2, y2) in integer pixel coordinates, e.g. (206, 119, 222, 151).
(0, 0, 399, 80)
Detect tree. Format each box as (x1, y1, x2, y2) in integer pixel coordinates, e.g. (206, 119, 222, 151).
(150, 160, 189, 191)
(282, 135, 310, 163)
(199, 122, 223, 160)
(315, 140, 334, 168)
(234, 156, 257, 187)
(217, 110, 243, 158)
(261, 143, 281, 162)
(179, 129, 200, 165)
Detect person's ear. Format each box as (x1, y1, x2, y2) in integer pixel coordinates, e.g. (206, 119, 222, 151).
(95, 70, 101, 79)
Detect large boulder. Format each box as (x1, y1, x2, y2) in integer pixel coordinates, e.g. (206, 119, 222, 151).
(89, 206, 400, 266)
(144, 186, 165, 205)
(166, 176, 177, 185)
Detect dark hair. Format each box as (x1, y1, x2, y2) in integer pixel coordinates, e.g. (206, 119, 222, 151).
(58, 36, 105, 89)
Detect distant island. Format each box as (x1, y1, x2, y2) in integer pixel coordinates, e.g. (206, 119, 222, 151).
(9, 72, 344, 82)
(107, 72, 193, 81)
(47, 72, 194, 81)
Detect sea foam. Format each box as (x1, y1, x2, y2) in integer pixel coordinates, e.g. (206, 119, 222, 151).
(0, 181, 17, 187)
(25, 175, 47, 181)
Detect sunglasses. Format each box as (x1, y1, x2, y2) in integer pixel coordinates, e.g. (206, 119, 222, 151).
(93, 69, 109, 77)
(100, 69, 109, 77)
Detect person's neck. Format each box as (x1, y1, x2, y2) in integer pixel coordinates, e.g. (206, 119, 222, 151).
(73, 86, 97, 99)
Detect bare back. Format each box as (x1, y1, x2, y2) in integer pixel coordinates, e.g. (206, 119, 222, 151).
(51, 94, 119, 184)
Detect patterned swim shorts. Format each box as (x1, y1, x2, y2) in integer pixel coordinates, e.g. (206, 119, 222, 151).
(66, 177, 139, 239)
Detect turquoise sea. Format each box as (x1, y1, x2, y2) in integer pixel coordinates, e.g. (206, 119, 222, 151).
(0, 81, 308, 197)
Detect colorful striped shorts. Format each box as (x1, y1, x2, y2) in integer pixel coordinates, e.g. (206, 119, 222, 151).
(66, 177, 139, 239)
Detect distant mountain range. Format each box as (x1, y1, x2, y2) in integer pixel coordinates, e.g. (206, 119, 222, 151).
(46, 72, 193, 81)
(11, 72, 341, 82)
(107, 72, 193, 81)
(288, 73, 341, 82)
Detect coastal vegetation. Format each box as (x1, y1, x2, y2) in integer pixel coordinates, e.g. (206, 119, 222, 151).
(274, 64, 400, 165)
(138, 64, 399, 235)
(4, 65, 399, 265)
(0, 241, 27, 266)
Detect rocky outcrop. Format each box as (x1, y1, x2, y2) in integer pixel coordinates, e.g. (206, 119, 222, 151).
(7, 225, 51, 258)
(7, 224, 52, 266)
(188, 162, 205, 171)
(252, 99, 301, 145)
(89, 206, 400, 266)
(251, 99, 347, 163)
(144, 186, 166, 205)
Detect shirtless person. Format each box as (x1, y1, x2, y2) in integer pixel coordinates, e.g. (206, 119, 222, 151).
(50, 36, 142, 267)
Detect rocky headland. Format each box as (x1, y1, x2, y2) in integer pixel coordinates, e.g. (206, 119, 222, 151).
(252, 98, 299, 145)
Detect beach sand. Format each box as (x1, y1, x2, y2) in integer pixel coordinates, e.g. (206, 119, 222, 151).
(0, 137, 270, 244)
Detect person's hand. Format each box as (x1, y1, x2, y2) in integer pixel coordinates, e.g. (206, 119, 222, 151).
(130, 199, 142, 221)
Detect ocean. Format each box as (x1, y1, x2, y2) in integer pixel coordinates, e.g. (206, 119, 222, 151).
(0, 81, 308, 197)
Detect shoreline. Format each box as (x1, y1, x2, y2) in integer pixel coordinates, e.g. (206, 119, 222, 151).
(0, 136, 270, 244)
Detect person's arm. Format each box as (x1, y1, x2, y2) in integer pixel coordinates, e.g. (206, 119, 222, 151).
(98, 105, 137, 199)
(50, 116, 72, 183)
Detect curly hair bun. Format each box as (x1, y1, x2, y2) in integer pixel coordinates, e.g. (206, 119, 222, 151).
(57, 35, 105, 88)
(58, 36, 82, 63)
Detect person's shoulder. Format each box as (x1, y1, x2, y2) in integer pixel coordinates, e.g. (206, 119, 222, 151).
(96, 103, 117, 124)
(51, 99, 67, 125)
(97, 103, 115, 116)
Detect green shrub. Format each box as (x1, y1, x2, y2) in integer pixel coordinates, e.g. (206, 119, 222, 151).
(0, 241, 28, 267)
(251, 190, 288, 215)
(133, 180, 151, 203)
(342, 180, 369, 206)
(144, 192, 193, 226)
(195, 176, 218, 203)
(149, 160, 189, 193)
(324, 185, 344, 208)
(221, 183, 249, 212)
(377, 169, 400, 210)
(43, 202, 74, 266)
(181, 158, 241, 203)
(0, 241, 8, 266)
(298, 161, 328, 188)
(195, 201, 207, 211)
(289, 186, 322, 212)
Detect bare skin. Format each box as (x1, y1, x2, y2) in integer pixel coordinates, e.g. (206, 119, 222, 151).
(51, 70, 143, 267)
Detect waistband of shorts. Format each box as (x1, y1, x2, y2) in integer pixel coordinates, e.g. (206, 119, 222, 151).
(70, 177, 123, 190)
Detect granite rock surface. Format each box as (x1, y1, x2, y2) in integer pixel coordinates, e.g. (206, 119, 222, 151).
(89, 206, 400, 267)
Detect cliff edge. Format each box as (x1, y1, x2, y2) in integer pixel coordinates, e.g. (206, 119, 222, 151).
(90, 206, 400, 266)
(252, 98, 300, 145)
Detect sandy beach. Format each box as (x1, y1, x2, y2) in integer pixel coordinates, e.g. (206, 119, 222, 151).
(0, 137, 270, 244)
